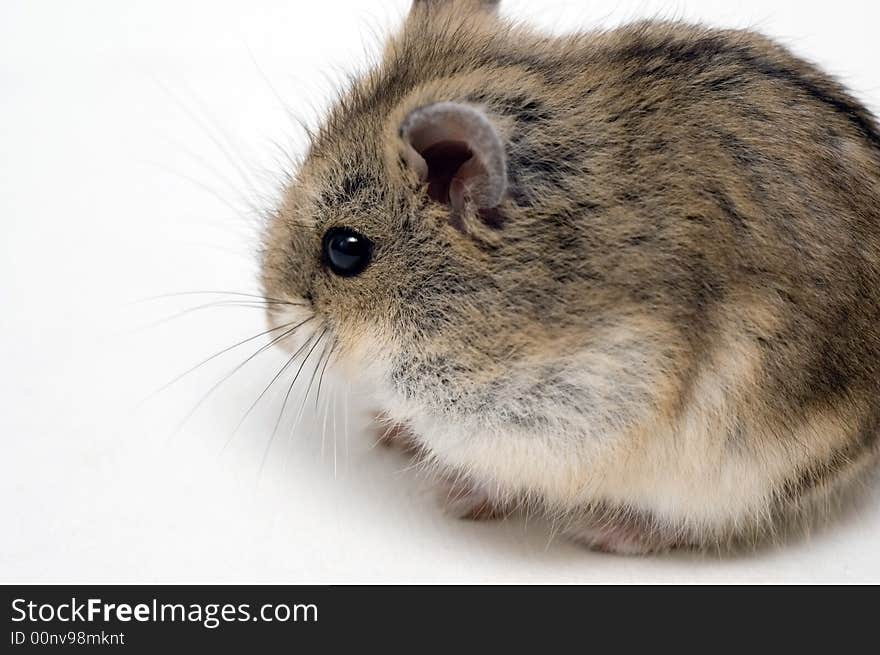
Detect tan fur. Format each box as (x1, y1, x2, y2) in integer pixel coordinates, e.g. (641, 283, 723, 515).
(260, 1, 880, 553)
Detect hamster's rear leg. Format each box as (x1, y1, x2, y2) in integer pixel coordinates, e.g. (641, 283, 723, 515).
(563, 518, 688, 555)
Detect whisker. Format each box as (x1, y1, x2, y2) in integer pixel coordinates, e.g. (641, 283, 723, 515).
(343, 382, 350, 470)
(243, 41, 305, 136)
(131, 290, 299, 306)
(158, 133, 244, 199)
(169, 317, 314, 436)
(331, 385, 338, 479)
(321, 381, 331, 463)
(186, 89, 264, 203)
(142, 318, 301, 404)
(151, 75, 260, 202)
(280, 341, 326, 479)
(301, 336, 331, 421)
(313, 337, 336, 411)
(127, 300, 299, 334)
(223, 329, 320, 451)
(139, 159, 255, 224)
(259, 329, 328, 475)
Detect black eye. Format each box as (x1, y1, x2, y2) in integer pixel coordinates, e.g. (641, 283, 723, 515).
(322, 227, 374, 277)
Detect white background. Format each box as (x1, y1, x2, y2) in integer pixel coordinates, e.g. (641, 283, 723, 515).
(2, 0, 879, 583)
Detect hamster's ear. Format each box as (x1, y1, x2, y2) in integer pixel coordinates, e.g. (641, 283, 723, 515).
(399, 102, 507, 211)
(410, 0, 500, 16)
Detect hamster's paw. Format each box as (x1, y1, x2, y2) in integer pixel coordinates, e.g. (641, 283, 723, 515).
(564, 522, 681, 556)
(371, 410, 420, 454)
(439, 478, 506, 521)
(370, 411, 505, 521)
(370, 411, 503, 519)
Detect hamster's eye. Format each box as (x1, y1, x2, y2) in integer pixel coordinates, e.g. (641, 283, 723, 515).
(321, 227, 373, 277)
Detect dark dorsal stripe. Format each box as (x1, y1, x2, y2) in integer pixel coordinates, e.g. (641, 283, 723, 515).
(615, 35, 880, 152)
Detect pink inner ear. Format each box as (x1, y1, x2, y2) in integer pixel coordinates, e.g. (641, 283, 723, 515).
(400, 102, 506, 210)
(419, 141, 473, 205)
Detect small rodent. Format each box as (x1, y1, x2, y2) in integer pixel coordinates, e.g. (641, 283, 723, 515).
(259, 0, 880, 553)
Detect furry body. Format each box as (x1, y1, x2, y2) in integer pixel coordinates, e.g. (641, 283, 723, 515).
(261, 1, 880, 551)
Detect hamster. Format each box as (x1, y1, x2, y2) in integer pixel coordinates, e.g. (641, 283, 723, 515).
(259, 0, 880, 553)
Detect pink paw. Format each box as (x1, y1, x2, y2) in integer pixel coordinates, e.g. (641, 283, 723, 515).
(370, 411, 504, 521)
(371, 411, 420, 455)
(440, 478, 506, 521)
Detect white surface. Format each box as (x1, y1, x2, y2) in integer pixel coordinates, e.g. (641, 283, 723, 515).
(2, 0, 879, 584)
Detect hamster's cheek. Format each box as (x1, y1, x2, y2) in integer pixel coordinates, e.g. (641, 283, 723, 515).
(331, 326, 399, 391)
(266, 303, 320, 355)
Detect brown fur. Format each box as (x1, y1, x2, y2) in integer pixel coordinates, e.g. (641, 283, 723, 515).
(260, 0, 880, 553)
